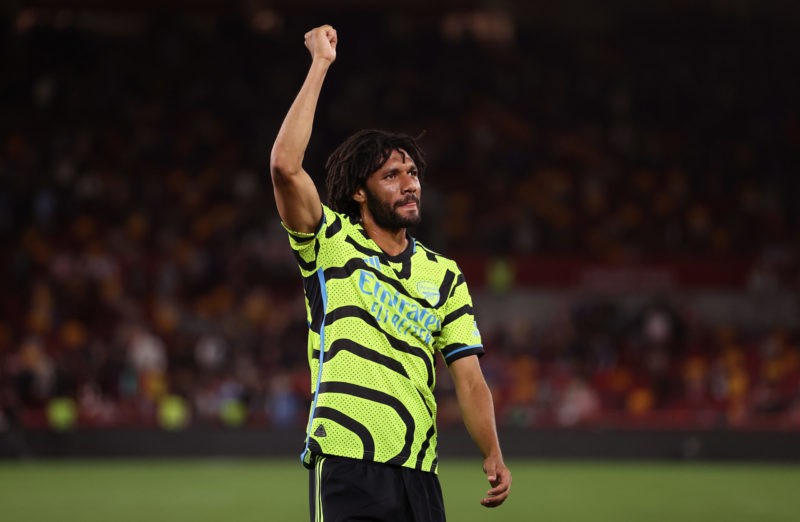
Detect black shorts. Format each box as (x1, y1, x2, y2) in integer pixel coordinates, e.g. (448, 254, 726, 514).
(309, 455, 446, 522)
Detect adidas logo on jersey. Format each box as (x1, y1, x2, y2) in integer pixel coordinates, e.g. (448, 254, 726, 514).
(314, 424, 327, 437)
(363, 255, 381, 270)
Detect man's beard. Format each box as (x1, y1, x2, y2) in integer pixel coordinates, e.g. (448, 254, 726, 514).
(365, 188, 422, 230)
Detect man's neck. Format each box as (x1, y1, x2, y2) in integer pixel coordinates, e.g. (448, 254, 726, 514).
(361, 219, 408, 257)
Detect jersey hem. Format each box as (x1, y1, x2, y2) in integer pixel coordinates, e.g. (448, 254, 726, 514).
(305, 448, 438, 474)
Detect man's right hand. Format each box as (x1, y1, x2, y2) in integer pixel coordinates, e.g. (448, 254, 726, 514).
(270, 26, 333, 233)
(304, 25, 337, 64)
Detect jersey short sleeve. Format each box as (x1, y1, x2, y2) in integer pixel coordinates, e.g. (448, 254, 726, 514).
(281, 205, 340, 277)
(435, 265, 484, 365)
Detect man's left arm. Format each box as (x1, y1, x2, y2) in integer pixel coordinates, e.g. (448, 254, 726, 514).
(449, 355, 512, 507)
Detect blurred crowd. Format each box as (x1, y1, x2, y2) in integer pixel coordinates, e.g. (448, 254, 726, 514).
(1, 8, 799, 431)
(445, 299, 800, 429)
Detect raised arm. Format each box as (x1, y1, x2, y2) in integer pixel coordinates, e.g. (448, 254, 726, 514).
(269, 25, 337, 233)
(449, 355, 512, 508)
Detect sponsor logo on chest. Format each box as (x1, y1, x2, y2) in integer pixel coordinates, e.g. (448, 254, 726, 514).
(356, 270, 442, 345)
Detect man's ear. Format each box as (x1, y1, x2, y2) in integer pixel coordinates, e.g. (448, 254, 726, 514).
(353, 187, 366, 203)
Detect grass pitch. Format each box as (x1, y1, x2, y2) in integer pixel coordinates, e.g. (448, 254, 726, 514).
(0, 459, 797, 521)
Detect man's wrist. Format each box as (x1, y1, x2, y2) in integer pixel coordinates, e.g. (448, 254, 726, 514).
(483, 449, 504, 461)
(311, 57, 333, 68)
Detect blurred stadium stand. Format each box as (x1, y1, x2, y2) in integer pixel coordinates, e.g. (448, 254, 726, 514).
(1, 1, 799, 456)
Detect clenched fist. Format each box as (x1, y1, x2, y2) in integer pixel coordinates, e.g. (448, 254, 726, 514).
(304, 25, 337, 64)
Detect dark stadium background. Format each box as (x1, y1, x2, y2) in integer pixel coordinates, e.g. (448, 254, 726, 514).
(2, 0, 799, 464)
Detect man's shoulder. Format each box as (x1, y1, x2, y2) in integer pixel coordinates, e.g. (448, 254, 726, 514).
(413, 241, 461, 271)
(320, 204, 362, 238)
(321, 203, 345, 224)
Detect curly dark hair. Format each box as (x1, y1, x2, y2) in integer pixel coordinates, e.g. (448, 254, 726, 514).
(324, 129, 426, 220)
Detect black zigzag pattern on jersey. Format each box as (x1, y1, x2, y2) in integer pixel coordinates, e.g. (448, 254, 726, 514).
(292, 249, 314, 272)
(344, 235, 411, 280)
(311, 339, 409, 379)
(442, 304, 473, 327)
(318, 381, 415, 467)
(292, 238, 320, 272)
(415, 424, 436, 471)
(450, 273, 465, 297)
(436, 270, 455, 309)
(392, 258, 412, 280)
(303, 272, 324, 333)
(324, 260, 432, 308)
(325, 214, 343, 238)
(312, 406, 375, 459)
(345, 235, 382, 257)
(417, 243, 440, 263)
(413, 388, 435, 471)
(326, 305, 434, 388)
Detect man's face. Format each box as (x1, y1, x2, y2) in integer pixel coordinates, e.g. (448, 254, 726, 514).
(360, 149, 422, 229)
